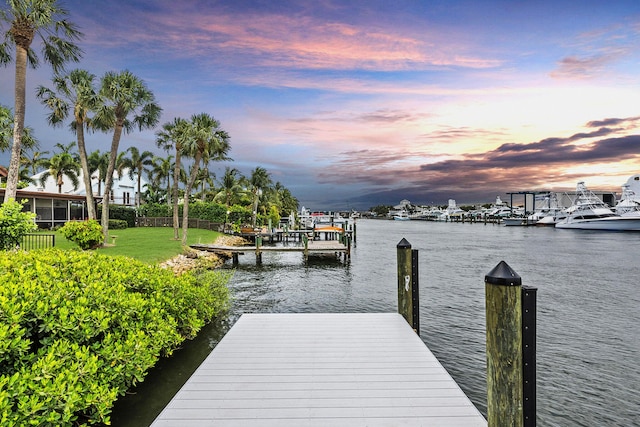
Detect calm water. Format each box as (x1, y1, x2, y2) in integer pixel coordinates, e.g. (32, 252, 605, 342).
(112, 219, 640, 426)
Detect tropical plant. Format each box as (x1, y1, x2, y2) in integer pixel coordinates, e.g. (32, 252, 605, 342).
(0, 248, 230, 425)
(194, 162, 215, 202)
(180, 113, 230, 245)
(20, 148, 48, 174)
(118, 146, 154, 208)
(88, 149, 109, 196)
(2, 105, 40, 182)
(37, 68, 100, 218)
(213, 166, 244, 207)
(58, 219, 103, 249)
(93, 70, 161, 243)
(249, 166, 271, 227)
(0, 104, 11, 152)
(156, 117, 188, 240)
(40, 151, 80, 193)
(0, 0, 83, 201)
(0, 198, 37, 250)
(150, 154, 173, 206)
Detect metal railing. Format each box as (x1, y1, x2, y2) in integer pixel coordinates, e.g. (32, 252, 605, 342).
(20, 234, 56, 251)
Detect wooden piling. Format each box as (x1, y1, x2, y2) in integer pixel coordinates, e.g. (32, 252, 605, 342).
(485, 260, 523, 427)
(397, 238, 418, 333)
(256, 236, 262, 264)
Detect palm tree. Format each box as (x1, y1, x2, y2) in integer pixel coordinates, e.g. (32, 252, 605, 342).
(0, 0, 82, 201)
(180, 113, 230, 245)
(21, 148, 49, 175)
(249, 166, 272, 227)
(119, 146, 154, 208)
(93, 70, 161, 243)
(87, 149, 109, 196)
(0, 105, 12, 152)
(194, 163, 215, 202)
(40, 151, 80, 193)
(2, 104, 40, 167)
(156, 117, 188, 240)
(37, 69, 100, 218)
(214, 166, 243, 207)
(150, 154, 173, 207)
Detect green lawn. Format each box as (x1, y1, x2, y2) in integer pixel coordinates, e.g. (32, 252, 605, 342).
(47, 227, 223, 264)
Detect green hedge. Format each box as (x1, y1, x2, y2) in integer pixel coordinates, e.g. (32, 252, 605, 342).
(0, 249, 230, 426)
(139, 202, 253, 225)
(108, 219, 128, 230)
(98, 205, 136, 227)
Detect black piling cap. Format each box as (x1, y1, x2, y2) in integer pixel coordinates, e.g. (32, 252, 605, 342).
(397, 238, 412, 249)
(485, 260, 521, 286)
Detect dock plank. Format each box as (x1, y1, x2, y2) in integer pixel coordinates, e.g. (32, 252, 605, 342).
(151, 313, 486, 426)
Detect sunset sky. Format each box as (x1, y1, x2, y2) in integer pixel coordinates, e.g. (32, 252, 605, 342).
(2, 0, 640, 209)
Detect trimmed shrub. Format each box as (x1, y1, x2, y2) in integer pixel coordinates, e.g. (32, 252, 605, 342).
(138, 202, 253, 226)
(0, 249, 230, 426)
(59, 220, 103, 250)
(0, 199, 37, 250)
(138, 203, 173, 218)
(96, 205, 136, 227)
(108, 219, 128, 230)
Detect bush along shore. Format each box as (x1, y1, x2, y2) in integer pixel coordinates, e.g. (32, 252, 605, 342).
(0, 248, 231, 426)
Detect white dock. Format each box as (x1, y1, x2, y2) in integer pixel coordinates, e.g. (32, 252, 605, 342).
(151, 313, 486, 427)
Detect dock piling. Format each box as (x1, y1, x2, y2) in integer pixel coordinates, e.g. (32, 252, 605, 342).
(485, 261, 537, 427)
(397, 238, 419, 334)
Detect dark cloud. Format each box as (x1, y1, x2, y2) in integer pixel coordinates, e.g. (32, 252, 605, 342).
(586, 117, 640, 128)
(342, 123, 640, 207)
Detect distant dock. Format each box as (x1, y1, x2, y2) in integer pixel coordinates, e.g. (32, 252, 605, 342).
(151, 313, 487, 427)
(193, 227, 353, 264)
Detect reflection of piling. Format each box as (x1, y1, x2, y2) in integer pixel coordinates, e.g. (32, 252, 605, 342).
(485, 261, 537, 427)
(396, 238, 419, 334)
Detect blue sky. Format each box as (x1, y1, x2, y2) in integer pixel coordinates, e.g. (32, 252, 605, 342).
(2, 0, 640, 209)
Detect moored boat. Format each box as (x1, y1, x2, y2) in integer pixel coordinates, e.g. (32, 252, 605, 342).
(555, 182, 640, 231)
(615, 174, 640, 216)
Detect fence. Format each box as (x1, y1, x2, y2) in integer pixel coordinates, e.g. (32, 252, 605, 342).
(136, 217, 224, 232)
(20, 234, 56, 251)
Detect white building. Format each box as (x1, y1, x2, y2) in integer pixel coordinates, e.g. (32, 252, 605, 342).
(23, 167, 147, 207)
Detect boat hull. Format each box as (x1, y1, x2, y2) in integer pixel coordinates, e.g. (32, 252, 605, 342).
(555, 217, 640, 231)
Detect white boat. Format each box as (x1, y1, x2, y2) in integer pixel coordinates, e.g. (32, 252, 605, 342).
(532, 193, 568, 226)
(615, 174, 640, 216)
(393, 211, 411, 221)
(555, 182, 640, 231)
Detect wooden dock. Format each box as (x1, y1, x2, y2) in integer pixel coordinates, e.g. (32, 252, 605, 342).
(191, 240, 350, 263)
(151, 313, 486, 426)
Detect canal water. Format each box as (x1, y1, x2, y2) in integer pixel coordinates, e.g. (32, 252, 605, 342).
(111, 219, 639, 427)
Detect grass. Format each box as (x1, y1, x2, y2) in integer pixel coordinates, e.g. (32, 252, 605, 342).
(45, 227, 223, 264)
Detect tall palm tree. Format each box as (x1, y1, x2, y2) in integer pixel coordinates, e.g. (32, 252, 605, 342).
(0, 0, 82, 201)
(180, 113, 230, 245)
(37, 69, 100, 218)
(156, 117, 188, 240)
(93, 70, 161, 243)
(119, 146, 154, 208)
(40, 151, 80, 193)
(249, 166, 272, 227)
